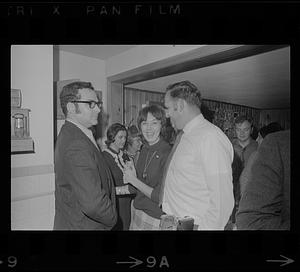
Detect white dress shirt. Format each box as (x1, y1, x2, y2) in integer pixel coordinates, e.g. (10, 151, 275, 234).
(162, 114, 234, 230)
(66, 118, 99, 150)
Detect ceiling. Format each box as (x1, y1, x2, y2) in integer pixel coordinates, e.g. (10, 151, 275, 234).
(128, 47, 290, 109)
(58, 45, 290, 109)
(58, 45, 136, 60)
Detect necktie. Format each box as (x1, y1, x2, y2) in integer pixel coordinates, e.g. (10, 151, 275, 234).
(158, 130, 184, 206)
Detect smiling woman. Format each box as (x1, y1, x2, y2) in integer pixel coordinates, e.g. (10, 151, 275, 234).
(140, 114, 162, 146)
(124, 104, 172, 230)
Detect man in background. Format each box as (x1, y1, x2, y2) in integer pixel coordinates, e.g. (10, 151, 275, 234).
(54, 81, 117, 230)
(233, 115, 258, 167)
(161, 80, 234, 230)
(239, 122, 283, 196)
(236, 130, 290, 229)
(228, 116, 258, 228)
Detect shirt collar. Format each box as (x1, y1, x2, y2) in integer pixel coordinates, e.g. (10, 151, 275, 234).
(183, 114, 205, 134)
(67, 118, 92, 136)
(233, 137, 256, 149)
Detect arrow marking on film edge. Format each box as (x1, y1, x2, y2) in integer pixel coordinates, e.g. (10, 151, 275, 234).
(116, 256, 143, 268)
(266, 255, 294, 267)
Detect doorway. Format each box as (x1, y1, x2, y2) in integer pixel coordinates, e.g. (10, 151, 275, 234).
(106, 44, 288, 125)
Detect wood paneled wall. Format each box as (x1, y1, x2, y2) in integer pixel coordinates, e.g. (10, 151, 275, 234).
(124, 87, 290, 139)
(203, 99, 261, 139)
(124, 87, 164, 127)
(259, 109, 290, 130)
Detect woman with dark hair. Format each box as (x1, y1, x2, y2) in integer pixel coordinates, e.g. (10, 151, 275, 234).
(102, 123, 134, 230)
(124, 105, 171, 230)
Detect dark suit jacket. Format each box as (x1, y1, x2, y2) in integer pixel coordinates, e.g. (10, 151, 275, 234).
(236, 130, 290, 230)
(54, 121, 117, 230)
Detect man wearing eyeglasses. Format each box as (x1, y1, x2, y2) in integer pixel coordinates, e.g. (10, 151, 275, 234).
(54, 81, 117, 230)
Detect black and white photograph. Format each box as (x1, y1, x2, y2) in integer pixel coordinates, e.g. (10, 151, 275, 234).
(11, 44, 290, 231)
(5, 1, 298, 271)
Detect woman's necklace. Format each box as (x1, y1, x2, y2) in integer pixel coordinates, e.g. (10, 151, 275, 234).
(142, 150, 157, 179)
(103, 148, 126, 171)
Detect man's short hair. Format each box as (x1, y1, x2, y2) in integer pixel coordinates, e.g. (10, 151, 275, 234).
(234, 115, 252, 126)
(165, 80, 202, 108)
(60, 81, 94, 116)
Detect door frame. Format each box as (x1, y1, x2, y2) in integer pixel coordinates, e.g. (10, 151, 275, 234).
(106, 44, 288, 125)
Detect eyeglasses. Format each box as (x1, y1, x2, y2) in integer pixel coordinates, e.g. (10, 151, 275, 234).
(71, 100, 102, 109)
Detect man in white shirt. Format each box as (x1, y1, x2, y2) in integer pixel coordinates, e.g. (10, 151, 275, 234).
(162, 81, 234, 230)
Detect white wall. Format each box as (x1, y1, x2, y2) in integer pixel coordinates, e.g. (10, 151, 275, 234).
(11, 45, 54, 168)
(57, 51, 107, 134)
(59, 50, 107, 110)
(11, 45, 55, 230)
(106, 45, 205, 77)
(11, 174, 55, 230)
(58, 46, 204, 116)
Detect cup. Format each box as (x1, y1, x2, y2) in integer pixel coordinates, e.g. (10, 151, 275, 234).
(176, 216, 194, 230)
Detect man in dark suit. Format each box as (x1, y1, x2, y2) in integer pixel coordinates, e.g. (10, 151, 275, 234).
(54, 81, 117, 230)
(236, 130, 290, 230)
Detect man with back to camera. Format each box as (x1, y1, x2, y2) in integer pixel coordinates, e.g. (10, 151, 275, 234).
(161, 80, 234, 230)
(54, 81, 117, 230)
(236, 130, 290, 230)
